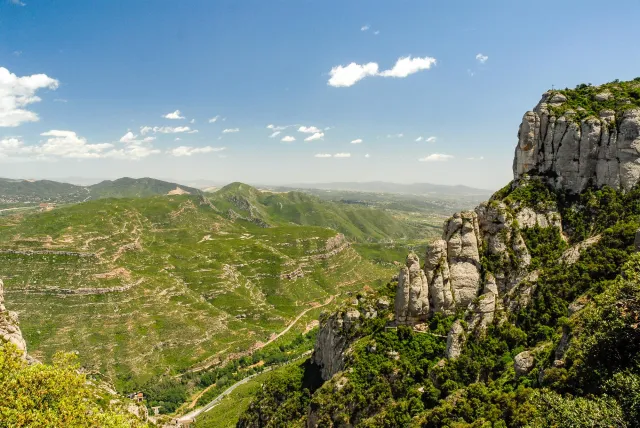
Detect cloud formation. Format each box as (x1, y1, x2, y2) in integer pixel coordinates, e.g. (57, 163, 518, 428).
(417, 136, 437, 143)
(209, 115, 220, 123)
(418, 153, 453, 162)
(163, 110, 185, 120)
(328, 56, 436, 87)
(281, 136, 296, 142)
(350, 139, 363, 144)
(169, 146, 226, 157)
(361, 25, 370, 31)
(304, 132, 324, 142)
(140, 126, 193, 135)
(298, 126, 321, 134)
(0, 66, 59, 127)
(222, 128, 239, 133)
(328, 62, 379, 88)
(334, 153, 351, 158)
(379, 56, 437, 78)
(476, 53, 488, 64)
(269, 131, 281, 138)
(314, 153, 332, 158)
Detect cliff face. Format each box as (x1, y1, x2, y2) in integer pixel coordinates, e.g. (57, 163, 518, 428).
(395, 200, 549, 325)
(0, 278, 28, 357)
(513, 90, 640, 193)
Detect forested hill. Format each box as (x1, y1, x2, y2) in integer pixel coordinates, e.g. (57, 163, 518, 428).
(234, 79, 640, 427)
(0, 176, 200, 206)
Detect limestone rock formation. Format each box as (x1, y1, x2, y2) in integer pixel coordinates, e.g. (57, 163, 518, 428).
(513, 90, 640, 193)
(445, 320, 466, 359)
(0, 278, 27, 356)
(313, 308, 360, 381)
(514, 351, 535, 377)
(394, 253, 429, 323)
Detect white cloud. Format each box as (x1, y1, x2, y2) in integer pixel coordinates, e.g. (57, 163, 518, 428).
(298, 126, 321, 134)
(328, 62, 379, 87)
(364, 153, 370, 158)
(175, 137, 181, 141)
(269, 131, 281, 138)
(119, 131, 136, 143)
(0, 66, 59, 127)
(10, 0, 26, 6)
(350, 139, 363, 144)
(425, 136, 437, 143)
(163, 110, 185, 120)
(169, 146, 226, 157)
(209, 115, 220, 123)
(466, 156, 485, 160)
(281, 136, 296, 142)
(187, 129, 199, 134)
(222, 128, 239, 133)
(374, 31, 380, 35)
(268, 124, 298, 131)
(53, 98, 67, 103)
(361, 25, 370, 31)
(304, 132, 324, 142)
(379, 56, 437, 78)
(39, 130, 113, 159)
(314, 153, 332, 158)
(190, 119, 195, 124)
(140, 126, 192, 134)
(476, 53, 488, 64)
(387, 133, 404, 138)
(415, 136, 423, 142)
(418, 153, 453, 162)
(334, 153, 351, 158)
(328, 56, 436, 87)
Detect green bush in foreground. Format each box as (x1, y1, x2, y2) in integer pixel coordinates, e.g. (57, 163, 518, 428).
(0, 342, 145, 427)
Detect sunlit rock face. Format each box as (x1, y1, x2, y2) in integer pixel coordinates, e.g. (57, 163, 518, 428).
(513, 91, 640, 193)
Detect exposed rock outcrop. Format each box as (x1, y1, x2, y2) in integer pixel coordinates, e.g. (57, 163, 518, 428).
(395, 253, 429, 323)
(0, 278, 27, 357)
(445, 320, 466, 359)
(514, 351, 535, 377)
(313, 308, 360, 381)
(513, 90, 640, 193)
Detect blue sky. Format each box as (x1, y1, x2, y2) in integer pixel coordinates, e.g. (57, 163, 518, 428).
(1, 0, 640, 189)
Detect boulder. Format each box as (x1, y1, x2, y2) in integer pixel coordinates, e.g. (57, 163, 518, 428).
(514, 351, 535, 376)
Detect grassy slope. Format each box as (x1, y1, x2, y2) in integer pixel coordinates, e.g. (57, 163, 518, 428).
(209, 182, 439, 243)
(0, 194, 392, 390)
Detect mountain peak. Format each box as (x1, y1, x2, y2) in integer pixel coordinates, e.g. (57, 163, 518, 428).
(514, 78, 640, 193)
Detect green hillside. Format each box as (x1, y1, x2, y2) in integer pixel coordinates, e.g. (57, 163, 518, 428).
(88, 177, 201, 198)
(0, 177, 201, 209)
(236, 177, 640, 427)
(0, 178, 88, 207)
(0, 193, 392, 393)
(209, 182, 439, 242)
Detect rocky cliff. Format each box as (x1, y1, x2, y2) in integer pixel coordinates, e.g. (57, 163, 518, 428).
(0, 278, 28, 357)
(514, 81, 640, 193)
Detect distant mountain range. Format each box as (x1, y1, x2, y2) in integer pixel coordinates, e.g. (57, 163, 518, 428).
(274, 181, 494, 196)
(0, 177, 201, 206)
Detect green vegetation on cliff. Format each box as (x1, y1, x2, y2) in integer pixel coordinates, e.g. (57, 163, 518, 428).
(237, 178, 640, 427)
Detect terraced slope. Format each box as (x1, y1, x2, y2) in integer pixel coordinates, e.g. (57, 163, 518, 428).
(0, 195, 390, 390)
(209, 182, 432, 242)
